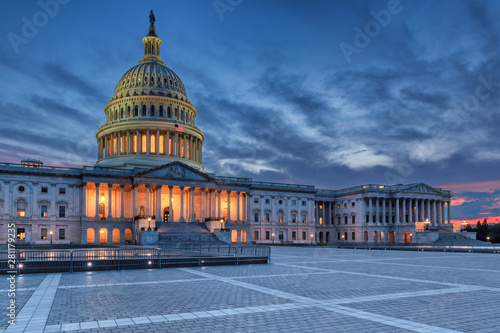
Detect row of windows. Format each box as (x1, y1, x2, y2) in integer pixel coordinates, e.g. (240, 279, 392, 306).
(254, 211, 307, 223)
(337, 231, 356, 241)
(120, 73, 184, 93)
(14, 185, 67, 194)
(254, 198, 308, 206)
(254, 230, 310, 241)
(16, 200, 67, 218)
(108, 104, 194, 125)
(16, 227, 65, 240)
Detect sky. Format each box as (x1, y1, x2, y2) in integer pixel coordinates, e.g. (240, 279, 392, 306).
(0, 0, 499, 224)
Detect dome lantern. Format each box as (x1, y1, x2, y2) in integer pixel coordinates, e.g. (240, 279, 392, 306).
(139, 10, 165, 66)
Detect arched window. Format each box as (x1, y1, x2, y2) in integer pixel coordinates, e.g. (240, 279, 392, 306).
(127, 106, 131, 117)
(231, 230, 237, 243)
(142, 105, 146, 116)
(150, 135, 156, 154)
(175, 108, 178, 119)
(278, 209, 283, 223)
(99, 228, 108, 244)
(120, 108, 124, 118)
(141, 135, 147, 153)
(134, 105, 138, 116)
(167, 107, 171, 118)
(87, 228, 95, 244)
(241, 230, 247, 243)
(124, 228, 132, 244)
(112, 228, 120, 244)
(159, 105, 163, 117)
(150, 105, 155, 116)
(17, 199, 26, 217)
(99, 203, 105, 218)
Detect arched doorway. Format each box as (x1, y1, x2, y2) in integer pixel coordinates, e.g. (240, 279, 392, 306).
(99, 228, 108, 244)
(124, 228, 132, 244)
(391, 231, 396, 243)
(319, 232, 323, 244)
(364, 231, 368, 242)
(241, 230, 247, 243)
(326, 232, 330, 243)
(380, 231, 385, 243)
(99, 203, 105, 220)
(403, 232, 412, 244)
(231, 230, 237, 243)
(164, 206, 171, 222)
(373, 231, 378, 243)
(112, 228, 120, 244)
(87, 228, 95, 244)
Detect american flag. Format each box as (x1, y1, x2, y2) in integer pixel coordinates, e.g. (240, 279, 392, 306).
(175, 124, 185, 132)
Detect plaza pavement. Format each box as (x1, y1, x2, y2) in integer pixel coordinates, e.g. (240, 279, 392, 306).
(2, 246, 500, 333)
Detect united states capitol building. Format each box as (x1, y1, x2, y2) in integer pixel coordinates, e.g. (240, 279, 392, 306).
(0, 14, 458, 246)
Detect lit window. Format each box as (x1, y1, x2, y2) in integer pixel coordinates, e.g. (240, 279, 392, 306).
(41, 228, 47, 240)
(41, 205, 48, 217)
(150, 135, 156, 154)
(17, 200, 26, 217)
(278, 210, 283, 223)
(265, 212, 270, 223)
(133, 135, 137, 153)
(344, 203, 347, 208)
(159, 135, 164, 154)
(142, 135, 147, 153)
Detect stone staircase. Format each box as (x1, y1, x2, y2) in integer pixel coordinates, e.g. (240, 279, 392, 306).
(156, 222, 222, 244)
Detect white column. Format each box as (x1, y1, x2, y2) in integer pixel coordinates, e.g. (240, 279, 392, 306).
(95, 183, 100, 221)
(146, 185, 150, 217)
(168, 186, 174, 222)
(201, 188, 206, 222)
(137, 130, 141, 154)
(127, 131, 130, 154)
(432, 200, 437, 226)
(375, 198, 380, 224)
(155, 130, 160, 155)
(120, 185, 125, 221)
(107, 185, 113, 221)
(388, 199, 392, 223)
(82, 183, 87, 220)
(191, 187, 195, 222)
(180, 186, 185, 222)
(426, 199, 430, 222)
(382, 198, 386, 224)
(415, 199, 419, 222)
(217, 190, 221, 219)
(133, 185, 138, 217)
(368, 198, 372, 224)
(408, 199, 413, 224)
(402, 198, 406, 223)
(157, 185, 162, 222)
(227, 191, 232, 223)
(395, 198, 400, 224)
(236, 192, 241, 223)
(441, 201, 445, 225)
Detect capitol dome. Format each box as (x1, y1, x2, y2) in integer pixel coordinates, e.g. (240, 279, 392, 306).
(95, 11, 204, 171)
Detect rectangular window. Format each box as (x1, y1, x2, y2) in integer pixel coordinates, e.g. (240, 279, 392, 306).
(133, 135, 137, 153)
(337, 232, 341, 240)
(337, 204, 340, 209)
(319, 204, 323, 210)
(113, 138, 117, 155)
(265, 198, 270, 204)
(41, 228, 47, 240)
(292, 231, 296, 240)
(265, 231, 270, 240)
(345, 216, 348, 224)
(302, 214, 306, 223)
(59, 206, 66, 218)
(344, 203, 348, 208)
(254, 213, 259, 222)
(302, 200, 306, 206)
(292, 200, 296, 205)
(59, 188, 66, 194)
(319, 217, 323, 225)
(41, 187, 48, 193)
(265, 213, 270, 223)
(59, 229, 66, 240)
(352, 202, 355, 207)
(278, 231, 283, 240)
(17, 228, 25, 240)
(352, 216, 356, 224)
(352, 232, 356, 240)
(344, 232, 348, 240)
(142, 135, 147, 153)
(292, 214, 296, 223)
(254, 230, 259, 240)
(41, 205, 48, 217)
(254, 198, 259, 203)
(337, 217, 340, 225)
(302, 231, 306, 240)
(150, 135, 156, 154)
(159, 135, 164, 154)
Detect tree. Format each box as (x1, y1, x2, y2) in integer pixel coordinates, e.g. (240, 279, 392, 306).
(476, 219, 489, 241)
(486, 223, 500, 243)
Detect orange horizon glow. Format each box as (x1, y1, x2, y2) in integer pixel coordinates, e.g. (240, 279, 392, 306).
(436, 180, 500, 193)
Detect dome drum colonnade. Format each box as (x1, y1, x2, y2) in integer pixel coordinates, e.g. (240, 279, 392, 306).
(95, 11, 203, 171)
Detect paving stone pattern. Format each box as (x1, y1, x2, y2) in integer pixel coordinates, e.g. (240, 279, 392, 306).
(2, 247, 499, 332)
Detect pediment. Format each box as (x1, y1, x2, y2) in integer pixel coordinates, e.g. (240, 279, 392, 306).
(399, 183, 442, 195)
(134, 162, 214, 181)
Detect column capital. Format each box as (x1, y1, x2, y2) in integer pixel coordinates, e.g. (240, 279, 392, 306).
(120, 184, 125, 189)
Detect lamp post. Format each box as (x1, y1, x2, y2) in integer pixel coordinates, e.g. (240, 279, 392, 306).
(148, 217, 152, 231)
(461, 220, 467, 232)
(220, 219, 224, 231)
(272, 232, 275, 245)
(310, 233, 314, 245)
(424, 218, 430, 231)
(50, 231, 53, 248)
